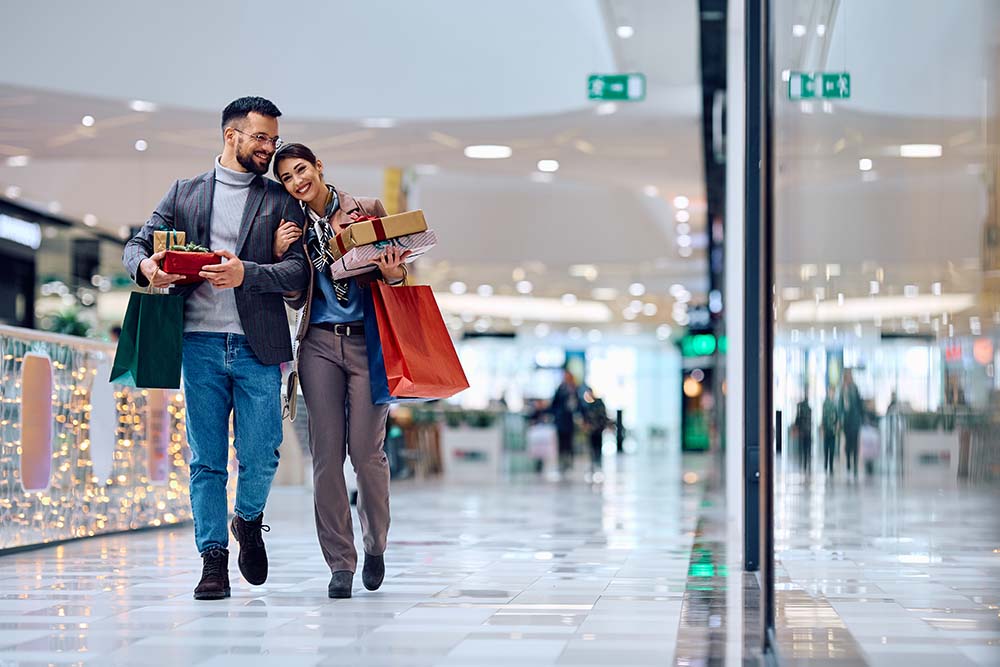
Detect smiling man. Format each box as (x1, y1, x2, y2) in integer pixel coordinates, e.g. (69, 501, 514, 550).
(123, 96, 308, 600)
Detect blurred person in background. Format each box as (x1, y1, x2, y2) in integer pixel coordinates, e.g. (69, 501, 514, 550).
(794, 387, 813, 474)
(581, 388, 611, 473)
(840, 369, 864, 479)
(271, 143, 409, 599)
(550, 368, 580, 474)
(821, 384, 839, 476)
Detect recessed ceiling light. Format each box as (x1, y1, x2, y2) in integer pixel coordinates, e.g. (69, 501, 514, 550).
(899, 144, 942, 158)
(464, 144, 512, 159)
(561, 293, 578, 305)
(816, 24, 827, 36)
(48, 201, 61, 214)
(792, 24, 807, 37)
(675, 210, 690, 223)
(6, 155, 29, 167)
(129, 99, 157, 113)
(512, 267, 525, 281)
(643, 185, 659, 197)
(449, 281, 467, 295)
(537, 159, 559, 173)
(591, 287, 618, 301)
(622, 309, 637, 321)
(669, 284, 685, 297)
(656, 324, 672, 340)
(677, 235, 692, 248)
(5, 185, 22, 199)
(676, 222, 691, 235)
(134, 139, 149, 152)
(516, 280, 533, 294)
(595, 102, 617, 116)
(569, 264, 598, 281)
(673, 195, 689, 209)
(477, 284, 494, 297)
(858, 158, 873, 171)
(931, 282, 942, 296)
(83, 213, 98, 227)
(904, 284, 919, 298)
(534, 323, 551, 338)
(643, 303, 658, 316)
(361, 117, 396, 128)
(616, 25, 635, 39)
(81, 115, 95, 127)
(118, 225, 131, 239)
(628, 282, 646, 297)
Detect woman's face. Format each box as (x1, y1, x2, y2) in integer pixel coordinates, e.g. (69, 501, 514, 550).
(276, 157, 324, 202)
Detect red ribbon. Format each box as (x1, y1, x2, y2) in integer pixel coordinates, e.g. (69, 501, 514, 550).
(338, 214, 385, 255)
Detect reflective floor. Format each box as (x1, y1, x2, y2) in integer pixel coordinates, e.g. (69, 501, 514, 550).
(775, 455, 1000, 667)
(0, 451, 710, 666)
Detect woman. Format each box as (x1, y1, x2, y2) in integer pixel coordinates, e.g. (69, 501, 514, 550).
(272, 143, 410, 598)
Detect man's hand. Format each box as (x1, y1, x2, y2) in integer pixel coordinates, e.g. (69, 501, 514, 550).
(199, 250, 245, 289)
(140, 251, 185, 288)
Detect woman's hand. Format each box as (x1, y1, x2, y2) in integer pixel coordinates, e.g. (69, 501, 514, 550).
(273, 219, 302, 259)
(374, 245, 413, 284)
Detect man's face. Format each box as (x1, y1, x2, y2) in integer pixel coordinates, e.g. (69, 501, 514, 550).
(231, 112, 280, 175)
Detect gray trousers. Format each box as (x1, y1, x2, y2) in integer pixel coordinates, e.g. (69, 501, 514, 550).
(298, 326, 390, 573)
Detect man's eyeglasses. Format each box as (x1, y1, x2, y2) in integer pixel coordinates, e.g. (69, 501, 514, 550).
(230, 128, 283, 149)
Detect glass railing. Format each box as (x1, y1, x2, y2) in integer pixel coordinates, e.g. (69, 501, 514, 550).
(0, 325, 192, 551)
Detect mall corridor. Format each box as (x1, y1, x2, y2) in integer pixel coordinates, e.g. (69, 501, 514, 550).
(0, 453, 717, 666)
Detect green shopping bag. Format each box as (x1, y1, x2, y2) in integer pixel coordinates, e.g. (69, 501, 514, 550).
(109, 291, 184, 389)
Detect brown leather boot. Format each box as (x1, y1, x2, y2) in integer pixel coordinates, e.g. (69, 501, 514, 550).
(230, 514, 270, 585)
(194, 548, 230, 600)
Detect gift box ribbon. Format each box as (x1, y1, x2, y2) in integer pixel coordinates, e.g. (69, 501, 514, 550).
(336, 214, 386, 256)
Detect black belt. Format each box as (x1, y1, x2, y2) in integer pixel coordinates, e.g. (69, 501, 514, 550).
(313, 322, 365, 336)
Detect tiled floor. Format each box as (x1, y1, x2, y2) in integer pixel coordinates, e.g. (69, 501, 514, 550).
(774, 455, 1000, 667)
(0, 450, 706, 666)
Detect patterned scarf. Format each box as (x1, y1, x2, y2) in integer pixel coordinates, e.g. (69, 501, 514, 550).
(303, 186, 349, 305)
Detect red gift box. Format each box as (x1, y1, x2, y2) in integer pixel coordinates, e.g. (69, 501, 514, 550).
(162, 250, 218, 285)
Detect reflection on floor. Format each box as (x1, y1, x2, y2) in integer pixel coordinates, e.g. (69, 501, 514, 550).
(0, 451, 706, 666)
(775, 456, 1000, 667)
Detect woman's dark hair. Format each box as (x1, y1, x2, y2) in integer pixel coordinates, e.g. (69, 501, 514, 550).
(272, 142, 318, 180)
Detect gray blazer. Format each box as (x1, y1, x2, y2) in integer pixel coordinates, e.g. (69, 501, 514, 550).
(123, 170, 308, 366)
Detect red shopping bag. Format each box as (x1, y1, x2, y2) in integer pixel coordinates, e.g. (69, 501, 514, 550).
(369, 282, 469, 399)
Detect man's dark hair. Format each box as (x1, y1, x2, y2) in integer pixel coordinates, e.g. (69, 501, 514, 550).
(272, 143, 318, 179)
(221, 96, 281, 131)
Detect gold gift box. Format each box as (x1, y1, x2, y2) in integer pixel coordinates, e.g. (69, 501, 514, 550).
(153, 230, 186, 254)
(329, 210, 427, 260)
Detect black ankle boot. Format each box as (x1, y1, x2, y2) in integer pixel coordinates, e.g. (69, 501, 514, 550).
(328, 570, 353, 598)
(362, 553, 385, 591)
(230, 514, 270, 585)
(194, 548, 230, 600)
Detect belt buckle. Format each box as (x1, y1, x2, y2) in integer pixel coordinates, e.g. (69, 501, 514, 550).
(334, 324, 348, 336)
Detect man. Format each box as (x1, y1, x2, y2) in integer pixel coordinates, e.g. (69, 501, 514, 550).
(840, 369, 863, 479)
(794, 389, 812, 474)
(581, 388, 610, 473)
(550, 368, 580, 474)
(821, 384, 839, 476)
(123, 96, 308, 599)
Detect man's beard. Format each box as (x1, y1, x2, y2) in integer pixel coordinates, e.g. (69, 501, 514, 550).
(236, 141, 270, 175)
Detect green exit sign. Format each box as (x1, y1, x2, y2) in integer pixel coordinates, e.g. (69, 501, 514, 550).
(787, 71, 851, 100)
(588, 73, 646, 101)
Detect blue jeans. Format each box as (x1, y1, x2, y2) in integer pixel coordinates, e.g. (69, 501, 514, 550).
(182, 333, 282, 554)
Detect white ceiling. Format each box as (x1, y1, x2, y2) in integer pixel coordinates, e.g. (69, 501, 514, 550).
(772, 0, 1000, 336)
(0, 0, 708, 334)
